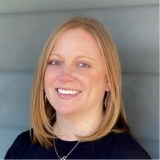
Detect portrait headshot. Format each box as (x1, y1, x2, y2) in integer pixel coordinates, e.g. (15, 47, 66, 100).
(0, 0, 159, 159)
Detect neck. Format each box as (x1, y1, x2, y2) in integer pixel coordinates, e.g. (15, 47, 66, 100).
(53, 108, 103, 141)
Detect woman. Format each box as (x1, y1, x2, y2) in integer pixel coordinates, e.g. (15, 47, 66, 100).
(5, 17, 151, 159)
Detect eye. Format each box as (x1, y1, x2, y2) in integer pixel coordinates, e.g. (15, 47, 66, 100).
(49, 60, 62, 66)
(78, 62, 90, 68)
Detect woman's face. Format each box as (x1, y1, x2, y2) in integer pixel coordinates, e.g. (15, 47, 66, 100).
(44, 28, 109, 115)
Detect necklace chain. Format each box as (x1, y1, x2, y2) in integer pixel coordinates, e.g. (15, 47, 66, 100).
(54, 140, 80, 160)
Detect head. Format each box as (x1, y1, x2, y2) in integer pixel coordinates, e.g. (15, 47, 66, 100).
(44, 27, 109, 117)
(31, 16, 129, 148)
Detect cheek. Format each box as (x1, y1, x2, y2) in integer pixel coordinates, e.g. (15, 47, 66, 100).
(92, 69, 106, 82)
(79, 70, 106, 88)
(44, 68, 57, 87)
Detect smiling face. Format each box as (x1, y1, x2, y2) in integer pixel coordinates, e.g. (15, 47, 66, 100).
(44, 28, 109, 115)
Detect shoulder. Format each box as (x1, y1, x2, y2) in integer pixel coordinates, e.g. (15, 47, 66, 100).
(11, 130, 32, 146)
(101, 132, 151, 159)
(15, 130, 31, 141)
(4, 130, 32, 159)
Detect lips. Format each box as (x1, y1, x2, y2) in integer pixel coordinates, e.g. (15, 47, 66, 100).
(56, 88, 81, 99)
(57, 88, 81, 95)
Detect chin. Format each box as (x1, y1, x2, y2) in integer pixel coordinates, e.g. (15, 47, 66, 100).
(55, 107, 78, 116)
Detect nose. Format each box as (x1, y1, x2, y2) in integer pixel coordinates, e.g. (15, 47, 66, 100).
(59, 66, 75, 83)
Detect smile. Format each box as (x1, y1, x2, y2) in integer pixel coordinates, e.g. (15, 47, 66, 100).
(57, 88, 81, 95)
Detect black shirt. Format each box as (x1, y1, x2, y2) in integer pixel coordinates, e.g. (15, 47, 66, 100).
(5, 130, 151, 159)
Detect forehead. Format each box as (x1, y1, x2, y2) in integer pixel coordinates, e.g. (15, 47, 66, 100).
(56, 27, 97, 43)
(52, 28, 101, 55)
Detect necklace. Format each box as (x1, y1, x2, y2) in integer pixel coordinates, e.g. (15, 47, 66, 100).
(54, 139, 80, 160)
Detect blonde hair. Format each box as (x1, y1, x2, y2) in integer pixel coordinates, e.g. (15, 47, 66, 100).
(31, 16, 130, 148)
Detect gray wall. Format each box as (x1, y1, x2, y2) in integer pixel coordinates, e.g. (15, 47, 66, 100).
(0, 3, 159, 159)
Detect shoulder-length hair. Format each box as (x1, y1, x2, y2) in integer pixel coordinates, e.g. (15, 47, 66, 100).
(30, 16, 130, 148)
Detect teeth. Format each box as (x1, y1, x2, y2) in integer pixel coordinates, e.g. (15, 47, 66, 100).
(58, 89, 80, 95)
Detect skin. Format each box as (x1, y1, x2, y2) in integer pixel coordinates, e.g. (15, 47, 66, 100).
(44, 28, 109, 140)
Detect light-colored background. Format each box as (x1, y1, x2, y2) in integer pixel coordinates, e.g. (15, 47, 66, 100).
(0, 0, 159, 158)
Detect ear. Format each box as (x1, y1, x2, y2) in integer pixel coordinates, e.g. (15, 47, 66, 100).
(105, 82, 110, 92)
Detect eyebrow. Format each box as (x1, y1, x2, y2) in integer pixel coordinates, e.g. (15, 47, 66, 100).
(49, 53, 62, 59)
(75, 55, 96, 62)
(50, 53, 96, 62)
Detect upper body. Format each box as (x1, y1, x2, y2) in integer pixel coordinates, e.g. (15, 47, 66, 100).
(5, 17, 151, 159)
(5, 130, 151, 159)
